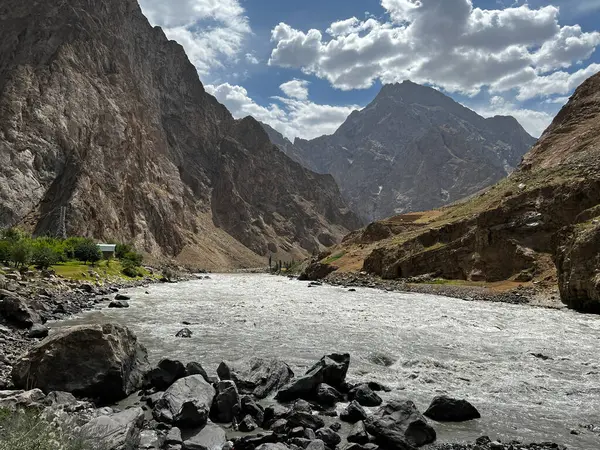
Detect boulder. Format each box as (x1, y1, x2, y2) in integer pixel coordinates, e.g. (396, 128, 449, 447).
(166, 427, 183, 445)
(80, 407, 144, 450)
(298, 260, 337, 281)
(182, 422, 227, 450)
(145, 359, 187, 391)
(176, 328, 193, 338)
(0, 291, 41, 328)
(287, 411, 325, 430)
(154, 375, 216, 428)
(365, 400, 435, 449)
(11, 324, 149, 403)
(348, 421, 370, 444)
(186, 362, 210, 383)
(239, 414, 258, 432)
(315, 427, 341, 448)
(28, 324, 49, 339)
(276, 354, 349, 402)
(43, 391, 78, 407)
(270, 418, 288, 434)
(305, 440, 326, 450)
(256, 445, 291, 450)
(351, 385, 382, 407)
(241, 395, 265, 425)
(264, 404, 291, 428)
(423, 396, 480, 422)
(340, 401, 368, 423)
(293, 399, 313, 413)
(109, 300, 130, 308)
(315, 383, 343, 406)
(233, 433, 279, 450)
(139, 430, 161, 449)
(115, 294, 131, 300)
(218, 358, 294, 399)
(211, 380, 240, 423)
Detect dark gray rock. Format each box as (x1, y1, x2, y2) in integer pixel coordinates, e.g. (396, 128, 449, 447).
(241, 395, 264, 426)
(270, 418, 288, 434)
(423, 396, 481, 422)
(211, 380, 240, 423)
(287, 411, 325, 430)
(347, 421, 369, 444)
(365, 400, 436, 448)
(166, 427, 183, 445)
(27, 324, 49, 339)
(182, 422, 226, 450)
(219, 358, 294, 399)
(315, 383, 343, 406)
(239, 414, 258, 432)
(12, 324, 148, 403)
(351, 385, 382, 407)
(43, 391, 78, 406)
(340, 401, 368, 423)
(276, 354, 350, 402)
(176, 328, 193, 338)
(115, 294, 131, 301)
(293, 399, 313, 413)
(186, 362, 210, 383)
(264, 404, 291, 428)
(315, 427, 341, 448)
(145, 359, 187, 391)
(154, 375, 216, 428)
(109, 300, 129, 308)
(0, 291, 41, 328)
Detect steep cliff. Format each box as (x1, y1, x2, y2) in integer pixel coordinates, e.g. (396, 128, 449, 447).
(272, 81, 536, 222)
(314, 71, 600, 312)
(0, 0, 360, 268)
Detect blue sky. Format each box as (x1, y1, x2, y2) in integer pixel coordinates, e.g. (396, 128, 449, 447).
(138, 0, 600, 140)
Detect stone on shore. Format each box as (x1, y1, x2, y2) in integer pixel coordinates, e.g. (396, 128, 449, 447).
(351, 384, 383, 407)
(0, 290, 41, 328)
(211, 380, 240, 423)
(11, 324, 149, 403)
(154, 375, 216, 428)
(28, 323, 49, 339)
(365, 400, 436, 448)
(80, 407, 145, 450)
(218, 358, 294, 399)
(340, 401, 368, 423)
(315, 383, 343, 406)
(145, 359, 187, 391)
(315, 427, 342, 448)
(276, 353, 349, 402)
(186, 362, 210, 383)
(182, 422, 227, 450)
(348, 421, 370, 444)
(424, 396, 481, 422)
(286, 411, 325, 430)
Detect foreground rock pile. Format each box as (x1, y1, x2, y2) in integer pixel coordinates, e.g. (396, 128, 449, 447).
(0, 323, 571, 450)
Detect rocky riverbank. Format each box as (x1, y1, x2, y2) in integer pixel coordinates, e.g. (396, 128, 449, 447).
(318, 272, 564, 310)
(0, 265, 194, 389)
(0, 328, 570, 450)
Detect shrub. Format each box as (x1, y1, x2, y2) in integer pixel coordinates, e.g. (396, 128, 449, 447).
(0, 240, 10, 265)
(0, 407, 108, 450)
(122, 251, 143, 267)
(115, 243, 133, 259)
(73, 239, 101, 265)
(31, 241, 62, 270)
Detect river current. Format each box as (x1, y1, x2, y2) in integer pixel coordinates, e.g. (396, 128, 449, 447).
(54, 274, 600, 449)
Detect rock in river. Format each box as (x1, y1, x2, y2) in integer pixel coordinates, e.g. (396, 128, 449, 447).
(351, 384, 383, 407)
(109, 300, 130, 308)
(423, 395, 481, 422)
(176, 328, 193, 338)
(11, 324, 149, 403)
(340, 400, 368, 423)
(154, 375, 216, 428)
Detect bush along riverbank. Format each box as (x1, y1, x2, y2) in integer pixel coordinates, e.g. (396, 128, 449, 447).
(0, 325, 571, 450)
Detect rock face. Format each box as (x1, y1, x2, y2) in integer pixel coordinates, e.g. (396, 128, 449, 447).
(154, 375, 216, 428)
(267, 81, 535, 222)
(0, 0, 360, 269)
(12, 324, 148, 403)
(320, 71, 600, 309)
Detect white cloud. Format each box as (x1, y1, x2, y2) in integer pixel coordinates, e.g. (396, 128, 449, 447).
(472, 96, 555, 138)
(245, 53, 260, 65)
(139, 0, 251, 75)
(206, 83, 359, 140)
(280, 79, 310, 100)
(268, 0, 600, 99)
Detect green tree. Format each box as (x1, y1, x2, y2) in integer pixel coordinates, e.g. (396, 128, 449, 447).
(31, 241, 62, 270)
(0, 241, 10, 265)
(122, 251, 143, 267)
(74, 239, 101, 265)
(115, 243, 133, 259)
(10, 240, 32, 268)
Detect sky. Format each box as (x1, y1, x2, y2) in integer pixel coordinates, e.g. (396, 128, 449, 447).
(137, 0, 600, 140)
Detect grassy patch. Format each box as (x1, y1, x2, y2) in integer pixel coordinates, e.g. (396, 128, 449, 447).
(51, 260, 154, 281)
(322, 251, 346, 265)
(0, 407, 107, 450)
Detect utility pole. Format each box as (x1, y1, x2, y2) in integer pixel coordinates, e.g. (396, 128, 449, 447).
(58, 206, 67, 239)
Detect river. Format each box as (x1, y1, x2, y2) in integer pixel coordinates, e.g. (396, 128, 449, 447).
(53, 274, 600, 449)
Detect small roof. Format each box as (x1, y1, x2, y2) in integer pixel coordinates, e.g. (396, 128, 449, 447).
(97, 244, 117, 252)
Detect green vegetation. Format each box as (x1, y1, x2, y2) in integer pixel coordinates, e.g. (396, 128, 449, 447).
(0, 407, 107, 450)
(323, 251, 346, 265)
(0, 229, 146, 280)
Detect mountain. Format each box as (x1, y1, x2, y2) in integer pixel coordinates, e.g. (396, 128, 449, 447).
(0, 0, 360, 269)
(311, 71, 600, 313)
(268, 81, 536, 222)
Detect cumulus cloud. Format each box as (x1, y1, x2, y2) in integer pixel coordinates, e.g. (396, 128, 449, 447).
(268, 0, 600, 98)
(206, 83, 359, 140)
(280, 79, 310, 100)
(139, 0, 251, 75)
